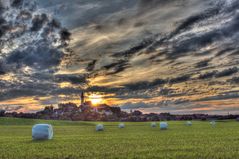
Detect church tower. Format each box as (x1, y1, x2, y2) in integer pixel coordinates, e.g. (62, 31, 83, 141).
(81, 91, 85, 105)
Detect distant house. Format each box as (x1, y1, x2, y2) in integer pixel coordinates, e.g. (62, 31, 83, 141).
(58, 103, 78, 112)
(79, 101, 92, 112)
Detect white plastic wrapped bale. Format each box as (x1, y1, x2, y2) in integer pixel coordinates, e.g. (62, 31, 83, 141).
(32, 124, 53, 140)
(186, 121, 192, 126)
(151, 122, 157, 128)
(118, 123, 125, 128)
(160, 122, 168, 130)
(210, 121, 216, 127)
(96, 124, 104, 131)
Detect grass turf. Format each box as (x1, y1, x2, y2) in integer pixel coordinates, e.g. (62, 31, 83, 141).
(0, 118, 239, 159)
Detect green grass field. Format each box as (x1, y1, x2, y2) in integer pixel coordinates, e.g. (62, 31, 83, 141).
(0, 118, 239, 159)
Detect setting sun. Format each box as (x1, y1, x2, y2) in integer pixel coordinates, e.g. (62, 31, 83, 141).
(89, 94, 103, 106)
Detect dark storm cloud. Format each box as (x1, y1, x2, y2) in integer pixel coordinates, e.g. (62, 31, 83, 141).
(87, 86, 120, 93)
(0, 0, 74, 102)
(31, 14, 49, 31)
(54, 74, 88, 85)
(90, 0, 220, 63)
(0, 24, 10, 38)
(197, 67, 238, 80)
(138, 0, 186, 12)
(124, 78, 166, 91)
(197, 91, 239, 101)
(215, 47, 235, 57)
(101, 74, 191, 92)
(0, 88, 47, 101)
(49, 19, 61, 29)
(198, 71, 217, 80)
(0, 16, 4, 24)
(215, 67, 238, 78)
(0, 0, 71, 72)
(39, 0, 137, 29)
(145, 11, 221, 53)
(17, 10, 32, 20)
(0, 74, 84, 101)
(228, 77, 239, 84)
(6, 44, 63, 70)
(170, 31, 219, 58)
(87, 85, 179, 100)
(172, 7, 220, 36)
(139, 0, 161, 7)
(0, 60, 6, 75)
(11, 0, 24, 8)
(103, 60, 127, 70)
(135, 0, 239, 60)
(87, 75, 189, 96)
(51, 87, 83, 95)
(112, 36, 156, 58)
(169, 74, 191, 84)
(0, 1, 3, 11)
(102, 60, 130, 75)
(0, 77, 85, 101)
(86, 60, 97, 72)
(195, 59, 211, 68)
(170, 9, 239, 57)
(60, 28, 71, 41)
(0, 2, 6, 38)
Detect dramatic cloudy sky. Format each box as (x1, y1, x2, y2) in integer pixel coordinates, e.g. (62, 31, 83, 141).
(1, 0, 239, 114)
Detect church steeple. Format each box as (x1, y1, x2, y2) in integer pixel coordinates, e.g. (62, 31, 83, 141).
(81, 91, 85, 105)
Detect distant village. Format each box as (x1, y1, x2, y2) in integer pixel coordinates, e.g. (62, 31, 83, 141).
(1, 92, 239, 121)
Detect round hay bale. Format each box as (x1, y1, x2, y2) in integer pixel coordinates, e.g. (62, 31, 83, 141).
(210, 120, 216, 127)
(118, 123, 125, 128)
(186, 121, 192, 126)
(151, 122, 157, 128)
(96, 124, 104, 131)
(160, 122, 168, 130)
(32, 124, 53, 140)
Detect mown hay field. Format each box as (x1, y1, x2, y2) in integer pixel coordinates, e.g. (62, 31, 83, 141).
(0, 118, 239, 159)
